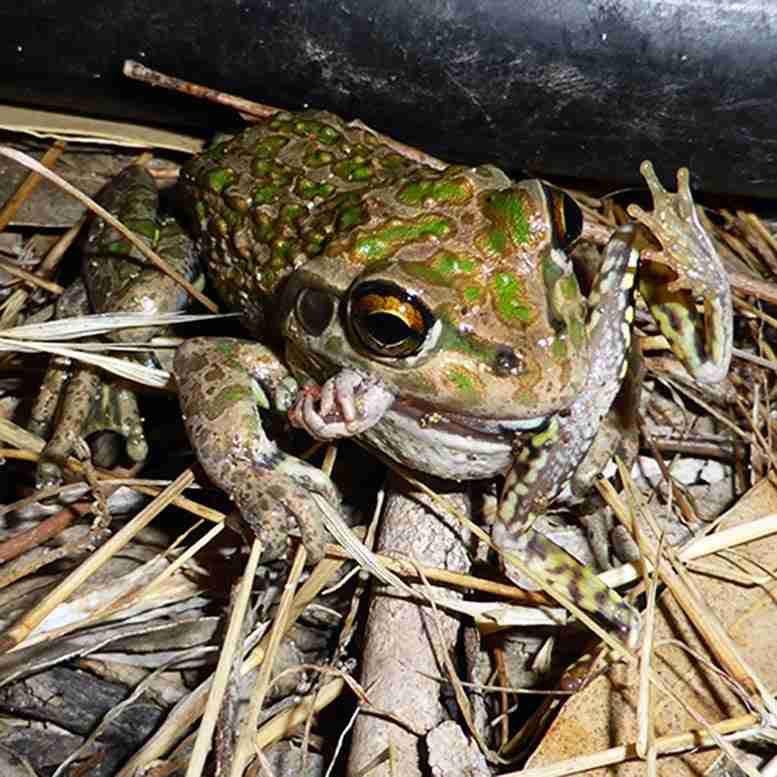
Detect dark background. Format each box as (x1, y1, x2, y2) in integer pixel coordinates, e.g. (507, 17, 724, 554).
(5, 0, 777, 197)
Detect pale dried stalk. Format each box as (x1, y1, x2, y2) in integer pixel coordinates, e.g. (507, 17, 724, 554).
(0, 139, 65, 230)
(255, 677, 346, 748)
(185, 537, 263, 777)
(230, 544, 307, 776)
(511, 712, 759, 777)
(116, 551, 351, 776)
(0, 468, 194, 649)
(0, 146, 217, 311)
(123, 59, 279, 119)
(0, 257, 64, 294)
(0, 336, 171, 387)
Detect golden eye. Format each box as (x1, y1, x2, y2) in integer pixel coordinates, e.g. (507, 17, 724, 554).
(349, 281, 434, 358)
(544, 185, 583, 249)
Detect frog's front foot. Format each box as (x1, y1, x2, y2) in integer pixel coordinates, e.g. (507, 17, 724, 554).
(174, 338, 336, 563)
(288, 369, 395, 440)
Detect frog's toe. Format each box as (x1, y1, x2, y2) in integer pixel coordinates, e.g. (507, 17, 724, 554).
(289, 369, 394, 440)
(112, 385, 149, 464)
(31, 362, 149, 491)
(231, 458, 331, 563)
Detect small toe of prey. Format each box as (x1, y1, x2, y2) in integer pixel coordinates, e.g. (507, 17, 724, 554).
(288, 369, 395, 440)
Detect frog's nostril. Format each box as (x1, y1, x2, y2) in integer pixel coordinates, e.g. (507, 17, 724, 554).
(295, 288, 335, 336)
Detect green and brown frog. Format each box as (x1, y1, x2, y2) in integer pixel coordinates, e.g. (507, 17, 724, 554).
(28, 110, 733, 647)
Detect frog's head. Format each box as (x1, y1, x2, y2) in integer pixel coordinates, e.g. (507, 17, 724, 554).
(279, 170, 592, 430)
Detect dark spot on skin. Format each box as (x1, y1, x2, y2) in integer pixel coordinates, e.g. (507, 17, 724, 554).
(594, 590, 609, 608)
(267, 484, 287, 500)
(204, 366, 225, 382)
(568, 576, 582, 604)
(259, 497, 272, 512)
(527, 533, 548, 561)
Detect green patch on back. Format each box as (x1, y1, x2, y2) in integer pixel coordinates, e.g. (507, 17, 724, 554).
(215, 340, 240, 358)
(252, 135, 290, 159)
(477, 189, 530, 257)
(333, 159, 374, 182)
(350, 214, 455, 264)
(401, 250, 478, 287)
(203, 167, 235, 194)
(396, 173, 473, 207)
(304, 149, 335, 168)
(296, 178, 336, 200)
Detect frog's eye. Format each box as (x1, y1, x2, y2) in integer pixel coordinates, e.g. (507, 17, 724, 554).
(544, 186, 583, 249)
(348, 281, 435, 358)
(295, 288, 337, 336)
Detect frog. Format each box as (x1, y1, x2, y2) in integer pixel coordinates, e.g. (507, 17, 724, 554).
(28, 109, 732, 648)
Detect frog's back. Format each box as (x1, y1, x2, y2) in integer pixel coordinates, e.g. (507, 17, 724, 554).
(178, 110, 424, 332)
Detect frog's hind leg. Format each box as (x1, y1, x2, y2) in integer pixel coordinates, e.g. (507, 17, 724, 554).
(628, 162, 733, 384)
(29, 279, 149, 488)
(29, 166, 199, 489)
(492, 417, 640, 649)
(492, 224, 643, 647)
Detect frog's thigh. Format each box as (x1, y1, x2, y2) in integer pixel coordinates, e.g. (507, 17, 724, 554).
(174, 337, 334, 562)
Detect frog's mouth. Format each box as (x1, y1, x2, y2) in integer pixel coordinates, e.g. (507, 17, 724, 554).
(391, 396, 549, 442)
(285, 341, 548, 443)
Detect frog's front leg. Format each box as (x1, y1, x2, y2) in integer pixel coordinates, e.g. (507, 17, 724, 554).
(174, 337, 340, 562)
(492, 224, 644, 648)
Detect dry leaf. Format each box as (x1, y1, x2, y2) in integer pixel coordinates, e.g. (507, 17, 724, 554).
(526, 477, 777, 775)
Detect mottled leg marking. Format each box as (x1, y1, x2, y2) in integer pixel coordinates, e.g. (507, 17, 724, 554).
(29, 166, 200, 489)
(493, 226, 643, 646)
(493, 526, 639, 648)
(628, 161, 732, 384)
(174, 337, 337, 563)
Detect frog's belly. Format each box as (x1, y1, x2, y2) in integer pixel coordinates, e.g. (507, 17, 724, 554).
(362, 408, 515, 481)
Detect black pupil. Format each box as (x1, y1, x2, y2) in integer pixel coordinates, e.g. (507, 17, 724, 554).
(363, 311, 415, 346)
